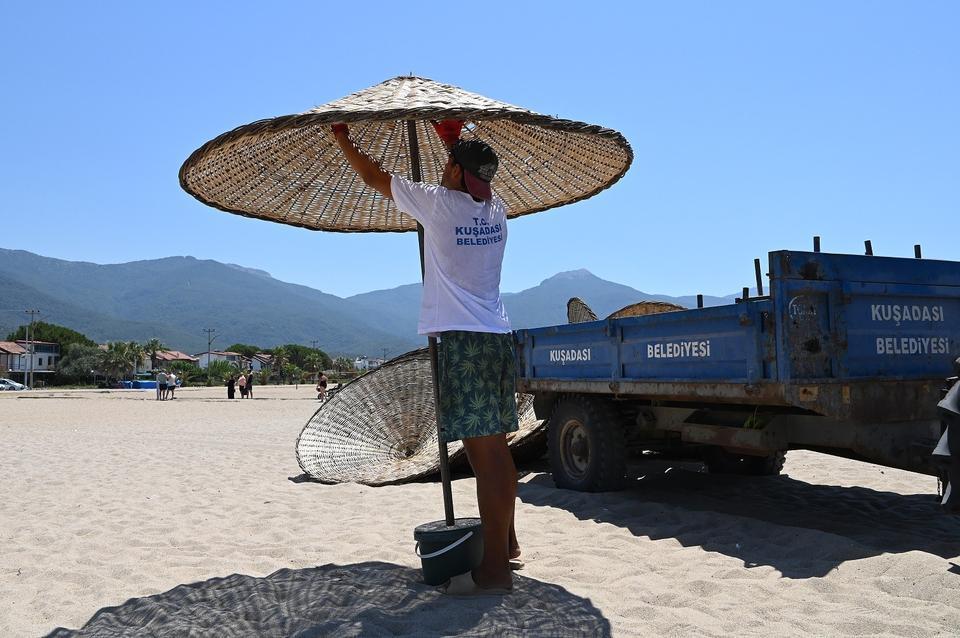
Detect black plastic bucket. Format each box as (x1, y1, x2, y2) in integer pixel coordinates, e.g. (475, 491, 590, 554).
(413, 518, 483, 585)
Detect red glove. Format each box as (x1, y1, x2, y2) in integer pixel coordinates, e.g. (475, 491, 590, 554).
(331, 122, 349, 137)
(432, 119, 464, 147)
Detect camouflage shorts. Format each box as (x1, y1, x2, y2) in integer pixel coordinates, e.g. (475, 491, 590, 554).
(437, 330, 519, 442)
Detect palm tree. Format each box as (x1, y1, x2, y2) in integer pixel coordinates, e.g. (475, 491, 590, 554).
(206, 359, 238, 384)
(167, 361, 201, 386)
(303, 352, 322, 380)
(270, 346, 289, 384)
(127, 341, 145, 377)
(100, 342, 132, 382)
(333, 356, 354, 374)
(144, 338, 164, 371)
(282, 363, 301, 385)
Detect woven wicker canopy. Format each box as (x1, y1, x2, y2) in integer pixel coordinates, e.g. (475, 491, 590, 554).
(296, 349, 459, 486)
(606, 300, 685, 319)
(567, 297, 599, 324)
(296, 348, 546, 486)
(180, 76, 633, 232)
(507, 393, 547, 462)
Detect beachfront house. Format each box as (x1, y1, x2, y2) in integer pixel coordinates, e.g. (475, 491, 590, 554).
(250, 353, 272, 372)
(0, 341, 28, 382)
(2, 340, 60, 385)
(143, 350, 200, 371)
(193, 350, 244, 369)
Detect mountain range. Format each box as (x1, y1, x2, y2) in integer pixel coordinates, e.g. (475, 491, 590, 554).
(0, 248, 733, 356)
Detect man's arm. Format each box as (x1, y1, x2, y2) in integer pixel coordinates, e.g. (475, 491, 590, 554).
(331, 124, 393, 199)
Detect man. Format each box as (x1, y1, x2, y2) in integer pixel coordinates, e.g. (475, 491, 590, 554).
(316, 371, 329, 401)
(333, 120, 519, 595)
(166, 371, 177, 400)
(156, 369, 167, 401)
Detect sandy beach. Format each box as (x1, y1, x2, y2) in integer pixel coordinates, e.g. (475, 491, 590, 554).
(2, 386, 959, 637)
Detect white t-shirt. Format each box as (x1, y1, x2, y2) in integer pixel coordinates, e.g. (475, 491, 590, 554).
(391, 175, 511, 336)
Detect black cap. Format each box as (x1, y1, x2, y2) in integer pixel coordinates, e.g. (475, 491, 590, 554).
(451, 139, 498, 201)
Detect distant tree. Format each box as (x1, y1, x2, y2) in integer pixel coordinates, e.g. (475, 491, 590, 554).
(57, 343, 103, 384)
(167, 360, 202, 386)
(269, 347, 289, 384)
(226, 343, 260, 358)
(127, 341, 146, 376)
(6, 321, 96, 350)
(303, 352, 322, 379)
(273, 344, 333, 371)
(205, 359, 238, 384)
(281, 363, 301, 385)
(101, 342, 132, 381)
(143, 338, 165, 370)
(333, 356, 354, 373)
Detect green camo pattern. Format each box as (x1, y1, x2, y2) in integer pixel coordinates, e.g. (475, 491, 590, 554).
(438, 331, 519, 442)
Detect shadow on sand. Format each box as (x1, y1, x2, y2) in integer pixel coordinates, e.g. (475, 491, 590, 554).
(46, 561, 610, 638)
(519, 459, 960, 579)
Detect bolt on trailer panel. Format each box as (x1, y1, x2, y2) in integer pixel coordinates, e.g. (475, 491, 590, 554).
(515, 299, 774, 385)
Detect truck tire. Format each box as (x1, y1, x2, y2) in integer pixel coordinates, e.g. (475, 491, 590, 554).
(704, 448, 786, 476)
(548, 395, 627, 492)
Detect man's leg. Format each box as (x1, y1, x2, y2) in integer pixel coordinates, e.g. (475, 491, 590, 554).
(462, 432, 517, 590)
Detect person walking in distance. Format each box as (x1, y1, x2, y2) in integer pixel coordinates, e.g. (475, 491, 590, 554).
(238, 372, 247, 399)
(246, 371, 254, 398)
(316, 371, 328, 402)
(332, 120, 520, 595)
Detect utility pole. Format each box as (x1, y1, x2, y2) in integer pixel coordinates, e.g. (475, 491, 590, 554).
(310, 339, 319, 351)
(203, 328, 217, 384)
(24, 309, 40, 388)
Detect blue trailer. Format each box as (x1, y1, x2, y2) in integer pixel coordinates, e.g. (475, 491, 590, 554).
(514, 249, 960, 505)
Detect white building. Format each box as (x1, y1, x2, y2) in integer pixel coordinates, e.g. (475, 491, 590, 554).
(1, 340, 59, 385)
(353, 356, 385, 371)
(193, 351, 245, 369)
(250, 353, 273, 372)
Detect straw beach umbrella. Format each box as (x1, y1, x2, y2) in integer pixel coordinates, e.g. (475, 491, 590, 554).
(180, 75, 633, 524)
(606, 300, 685, 319)
(179, 76, 631, 231)
(296, 348, 464, 486)
(295, 348, 547, 486)
(567, 297, 599, 324)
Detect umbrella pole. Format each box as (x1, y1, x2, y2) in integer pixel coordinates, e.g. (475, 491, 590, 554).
(408, 121, 455, 526)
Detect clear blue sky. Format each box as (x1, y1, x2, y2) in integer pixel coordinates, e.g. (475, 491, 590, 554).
(2, 2, 957, 298)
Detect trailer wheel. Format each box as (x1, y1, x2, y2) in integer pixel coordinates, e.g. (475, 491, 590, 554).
(704, 448, 786, 476)
(548, 395, 627, 492)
